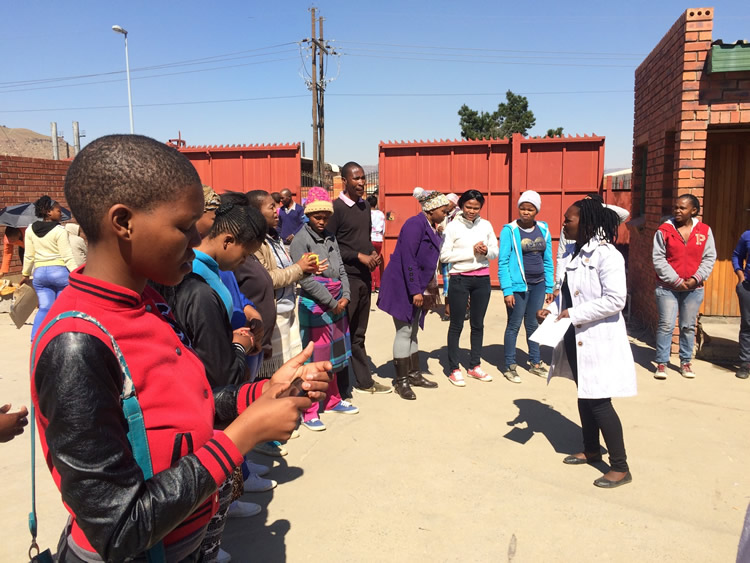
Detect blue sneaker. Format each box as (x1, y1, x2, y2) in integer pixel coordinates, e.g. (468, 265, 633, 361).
(324, 400, 360, 415)
(302, 418, 326, 431)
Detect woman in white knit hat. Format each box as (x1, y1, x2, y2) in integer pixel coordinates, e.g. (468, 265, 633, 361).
(498, 190, 554, 383)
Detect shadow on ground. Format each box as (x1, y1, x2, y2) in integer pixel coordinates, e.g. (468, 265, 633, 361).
(222, 453, 305, 562)
(504, 398, 581, 454)
(504, 398, 611, 471)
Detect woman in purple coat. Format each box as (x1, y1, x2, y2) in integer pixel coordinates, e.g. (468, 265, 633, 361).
(377, 188, 451, 400)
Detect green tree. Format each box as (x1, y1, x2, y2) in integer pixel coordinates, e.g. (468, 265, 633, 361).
(546, 127, 564, 137)
(458, 90, 536, 139)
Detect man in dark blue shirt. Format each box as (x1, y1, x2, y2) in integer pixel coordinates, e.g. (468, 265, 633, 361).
(278, 189, 306, 244)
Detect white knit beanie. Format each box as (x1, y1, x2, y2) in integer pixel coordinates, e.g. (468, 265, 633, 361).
(518, 190, 541, 212)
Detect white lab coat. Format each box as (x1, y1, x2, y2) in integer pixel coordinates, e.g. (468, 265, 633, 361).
(547, 238, 637, 399)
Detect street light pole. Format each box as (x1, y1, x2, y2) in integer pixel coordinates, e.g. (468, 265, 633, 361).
(112, 25, 134, 134)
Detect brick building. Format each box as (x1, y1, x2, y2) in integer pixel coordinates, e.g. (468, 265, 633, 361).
(628, 7, 750, 331)
(0, 156, 71, 275)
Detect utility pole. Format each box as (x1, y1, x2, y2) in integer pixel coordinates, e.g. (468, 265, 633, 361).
(317, 16, 326, 184)
(50, 122, 59, 160)
(72, 121, 81, 155)
(310, 7, 319, 183)
(306, 8, 332, 185)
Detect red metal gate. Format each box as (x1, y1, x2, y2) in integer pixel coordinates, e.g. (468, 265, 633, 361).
(176, 143, 302, 196)
(378, 134, 606, 286)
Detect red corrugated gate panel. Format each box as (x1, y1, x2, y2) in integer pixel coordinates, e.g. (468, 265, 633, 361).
(178, 143, 301, 196)
(379, 134, 607, 287)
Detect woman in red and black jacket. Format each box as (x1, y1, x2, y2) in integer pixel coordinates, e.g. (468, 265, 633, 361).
(652, 194, 716, 380)
(31, 134, 330, 563)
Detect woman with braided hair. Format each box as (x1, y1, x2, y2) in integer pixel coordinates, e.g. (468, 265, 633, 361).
(166, 200, 278, 562)
(537, 199, 636, 489)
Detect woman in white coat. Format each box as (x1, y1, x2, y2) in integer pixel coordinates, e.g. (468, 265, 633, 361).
(537, 199, 636, 489)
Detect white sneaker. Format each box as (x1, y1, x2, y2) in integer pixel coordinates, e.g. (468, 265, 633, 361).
(217, 548, 232, 563)
(227, 500, 262, 518)
(243, 472, 277, 493)
(244, 460, 270, 476)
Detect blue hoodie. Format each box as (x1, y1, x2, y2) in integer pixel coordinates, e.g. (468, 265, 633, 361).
(498, 220, 554, 296)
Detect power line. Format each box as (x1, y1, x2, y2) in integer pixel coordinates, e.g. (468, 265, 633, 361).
(0, 89, 632, 114)
(333, 40, 646, 57)
(0, 42, 298, 88)
(338, 46, 641, 62)
(0, 94, 309, 113)
(341, 52, 636, 68)
(0, 55, 298, 94)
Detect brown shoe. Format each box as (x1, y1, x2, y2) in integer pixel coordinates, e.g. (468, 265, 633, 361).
(353, 381, 393, 394)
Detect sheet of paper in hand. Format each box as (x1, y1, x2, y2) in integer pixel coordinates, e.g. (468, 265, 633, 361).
(529, 314, 572, 348)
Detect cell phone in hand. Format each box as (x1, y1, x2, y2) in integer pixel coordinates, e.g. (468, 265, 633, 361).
(277, 377, 309, 398)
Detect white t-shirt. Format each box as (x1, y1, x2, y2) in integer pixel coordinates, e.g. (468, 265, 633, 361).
(371, 209, 385, 242)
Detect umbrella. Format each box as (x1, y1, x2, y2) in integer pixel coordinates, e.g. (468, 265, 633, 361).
(0, 203, 72, 227)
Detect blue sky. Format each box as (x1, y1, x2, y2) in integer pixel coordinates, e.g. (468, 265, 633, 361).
(1, 1, 747, 169)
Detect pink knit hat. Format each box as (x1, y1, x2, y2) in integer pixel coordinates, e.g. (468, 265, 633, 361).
(305, 186, 333, 214)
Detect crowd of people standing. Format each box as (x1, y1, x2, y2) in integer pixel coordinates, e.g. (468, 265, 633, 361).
(1, 133, 748, 561)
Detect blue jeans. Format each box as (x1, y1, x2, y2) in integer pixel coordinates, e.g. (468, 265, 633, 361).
(504, 280, 546, 368)
(441, 263, 450, 296)
(31, 265, 70, 341)
(654, 286, 704, 364)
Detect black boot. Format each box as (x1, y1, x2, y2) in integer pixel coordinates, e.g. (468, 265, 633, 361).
(408, 352, 438, 388)
(393, 358, 416, 400)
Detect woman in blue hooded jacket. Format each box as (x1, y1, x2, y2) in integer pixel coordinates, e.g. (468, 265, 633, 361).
(498, 190, 554, 383)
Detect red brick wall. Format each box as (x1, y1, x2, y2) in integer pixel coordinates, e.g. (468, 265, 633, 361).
(0, 155, 71, 274)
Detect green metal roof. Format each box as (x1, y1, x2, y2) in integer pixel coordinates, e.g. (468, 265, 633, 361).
(708, 40, 750, 74)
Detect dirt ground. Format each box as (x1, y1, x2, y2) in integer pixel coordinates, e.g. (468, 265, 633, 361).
(1, 291, 748, 562)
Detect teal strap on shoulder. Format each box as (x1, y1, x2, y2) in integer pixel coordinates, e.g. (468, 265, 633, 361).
(31, 311, 165, 563)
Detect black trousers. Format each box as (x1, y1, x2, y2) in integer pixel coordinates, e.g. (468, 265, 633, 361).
(737, 281, 750, 363)
(338, 275, 374, 396)
(564, 323, 629, 473)
(447, 275, 491, 371)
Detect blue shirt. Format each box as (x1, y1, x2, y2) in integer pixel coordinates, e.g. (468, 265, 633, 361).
(732, 230, 750, 282)
(278, 203, 306, 240)
(218, 269, 254, 330)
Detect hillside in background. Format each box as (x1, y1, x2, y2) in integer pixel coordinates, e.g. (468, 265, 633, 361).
(0, 126, 74, 159)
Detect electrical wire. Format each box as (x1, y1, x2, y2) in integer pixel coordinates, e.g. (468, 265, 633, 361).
(0, 42, 298, 88)
(337, 46, 641, 62)
(340, 52, 636, 68)
(332, 40, 645, 58)
(0, 89, 633, 114)
(0, 54, 298, 94)
(0, 94, 309, 113)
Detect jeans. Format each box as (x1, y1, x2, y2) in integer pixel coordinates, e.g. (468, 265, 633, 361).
(447, 275, 491, 371)
(503, 280, 546, 368)
(440, 263, 450, 296)
(738, 281, 750, 363)
(654, 286, 704, 364)
(393, 307, 420, 359)
(31, 265, 70, 341)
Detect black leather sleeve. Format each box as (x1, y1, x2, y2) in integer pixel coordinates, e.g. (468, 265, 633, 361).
(170, 276, 248, 388)
(35, 332, 218, 561)
(213, 385, 241, 426)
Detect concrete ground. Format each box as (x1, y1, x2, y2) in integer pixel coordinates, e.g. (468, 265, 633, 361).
(1, 291, 748, 562)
